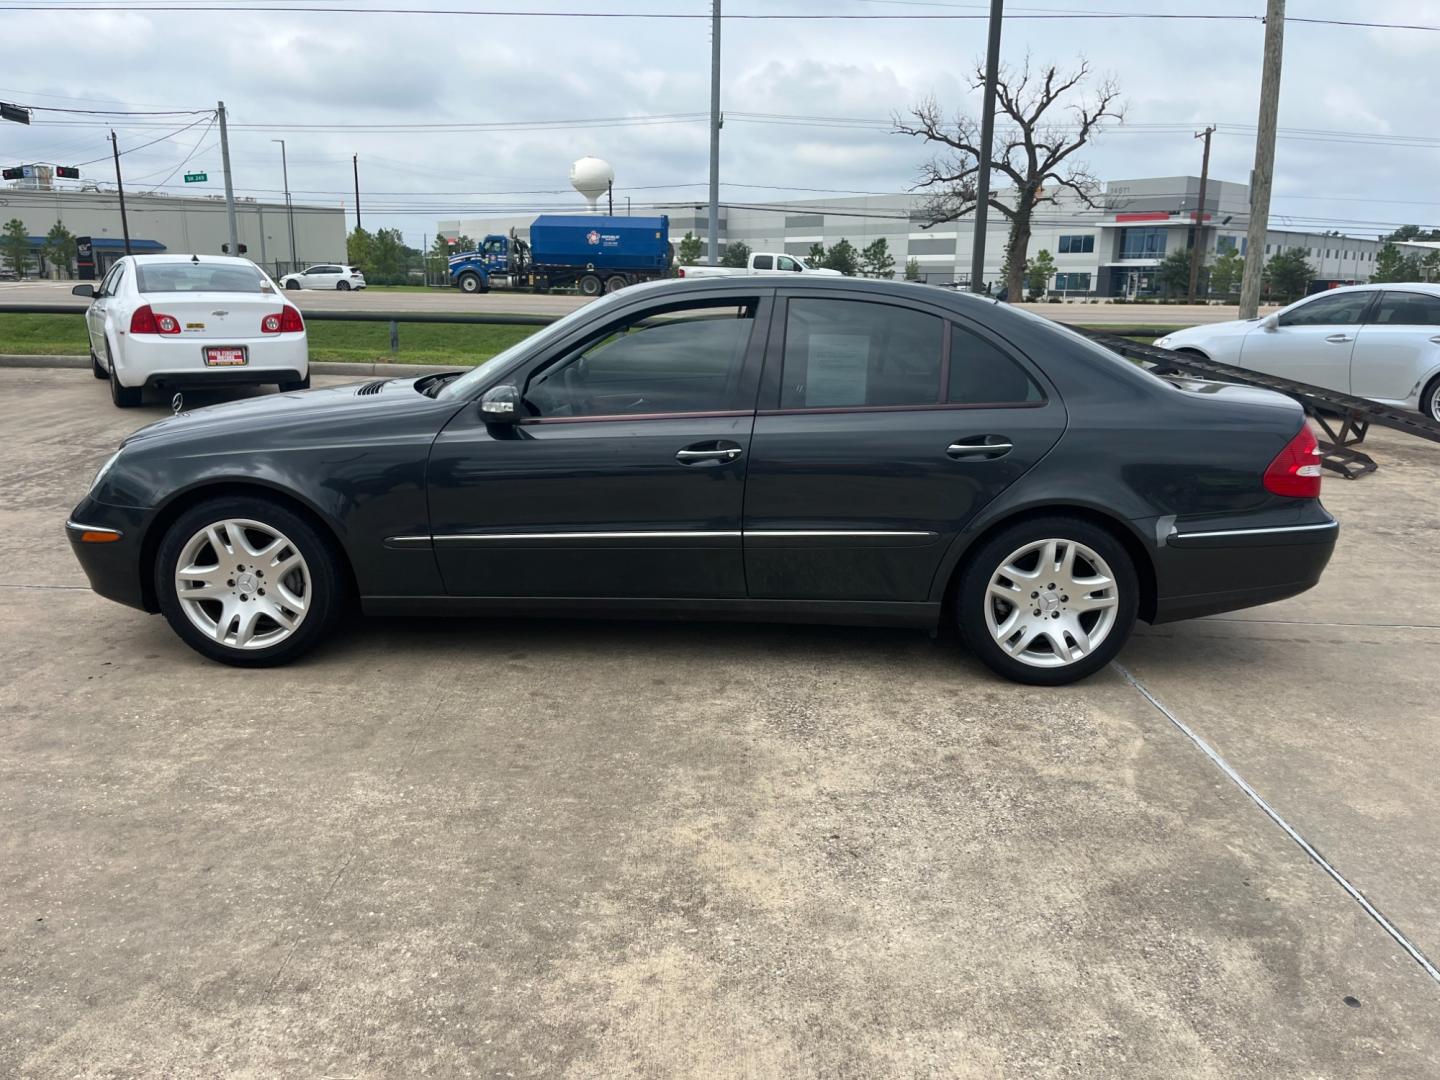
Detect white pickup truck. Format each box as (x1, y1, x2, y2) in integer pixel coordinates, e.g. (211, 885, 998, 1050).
(677, 252, 844, 279)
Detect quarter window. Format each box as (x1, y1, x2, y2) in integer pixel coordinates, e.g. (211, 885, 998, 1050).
(1279, 291, 1372, 327)
(1371, 291, 1440, 326)
(753, 254, 773, 270)
(524, 299, 756, 419)
(780, 299, 943, 409)
(948, 324, 1043, 405)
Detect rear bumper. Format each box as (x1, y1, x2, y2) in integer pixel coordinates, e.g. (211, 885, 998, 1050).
(114, 334, 308, 388)
(141, 368, 305, 390)
(1151, 517, 1338, 624)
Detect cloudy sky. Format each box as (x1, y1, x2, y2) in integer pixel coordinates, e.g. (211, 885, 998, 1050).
(4, 0, 1438, 244)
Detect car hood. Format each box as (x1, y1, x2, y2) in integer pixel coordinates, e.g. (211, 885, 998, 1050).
(1161, 317, 1260, 343)
(121, 376, 448, 445)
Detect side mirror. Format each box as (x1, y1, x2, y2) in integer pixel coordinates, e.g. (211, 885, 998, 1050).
(1260, 313, 1279, 331)
(479, 384, 522, 423)
(72, 283, 96, 298)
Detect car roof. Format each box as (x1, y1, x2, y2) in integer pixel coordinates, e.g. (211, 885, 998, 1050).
(1298, 282, 1440, 299)
(125, 254, 261, 269)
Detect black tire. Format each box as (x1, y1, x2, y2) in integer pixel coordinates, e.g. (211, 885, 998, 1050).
(108, 345, 141, 408)
(285, 279, 301, 291)
(91, 349, 107, 379)
(578, 274, 602, 298)
(955, 515, 1139, 686)
(279, 374, 311, 392)
(155, 495, 346, 667)
(458, 272, 485, 294)
(1422, 374, 1440, 423)
(336, 280, 351, 291)
(604, 275, 628, 294)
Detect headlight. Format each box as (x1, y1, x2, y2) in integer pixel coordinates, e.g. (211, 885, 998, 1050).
(1155, 336, 1174, 349)
(89, 449, 123, 494)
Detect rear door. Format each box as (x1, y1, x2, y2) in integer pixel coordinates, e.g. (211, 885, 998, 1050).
(742, 293, 1066, 602)
(1350, 290, 1440, 402)
(1240, 290, 1377, 393)
(427, 291, 771, 598)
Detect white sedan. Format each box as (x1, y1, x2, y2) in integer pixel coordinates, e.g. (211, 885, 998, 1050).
(75, 255, 310, 408)
(1155, 283, 1440, 421)
(279, 264, 366, 291)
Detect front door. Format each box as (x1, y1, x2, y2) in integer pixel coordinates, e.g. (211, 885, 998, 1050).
(1350, 290, 1440, 402)
(1241, 289, 1377, 394)
(427, 292, 771, 598)
(743, 294, 1067, 602)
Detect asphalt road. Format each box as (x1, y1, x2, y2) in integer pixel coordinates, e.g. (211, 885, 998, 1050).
(2, 368, 1437, 1077)
(0, 279, 1273, 326)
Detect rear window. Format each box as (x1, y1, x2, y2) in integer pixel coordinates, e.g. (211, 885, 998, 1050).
(136, 262, 268, 294)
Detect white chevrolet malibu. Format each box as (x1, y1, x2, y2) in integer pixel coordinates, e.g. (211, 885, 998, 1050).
(75, 254, 310, 408)
(1154, 282, 1440, 421)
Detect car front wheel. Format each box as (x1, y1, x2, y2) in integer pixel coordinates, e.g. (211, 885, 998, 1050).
(956, 516, 1138, 685)
(155, 496, 344, 667)
(285, 279, 301, 290)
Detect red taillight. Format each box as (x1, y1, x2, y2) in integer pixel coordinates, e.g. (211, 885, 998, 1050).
(1264, 424, 1323, 498)
(279, 306, 304, 333)
(676, 267, 685, 278)
(129, 305, 180, 335)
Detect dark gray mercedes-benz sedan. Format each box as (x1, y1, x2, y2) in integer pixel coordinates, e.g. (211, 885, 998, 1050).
(67, 277, 1337, 685)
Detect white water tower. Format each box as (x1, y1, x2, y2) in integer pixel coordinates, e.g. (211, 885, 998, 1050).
(570, 156, 614, 213)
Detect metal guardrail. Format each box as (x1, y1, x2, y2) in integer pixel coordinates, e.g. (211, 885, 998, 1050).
(1081, 328, 1440, 479)
(0, 302, 557, 326)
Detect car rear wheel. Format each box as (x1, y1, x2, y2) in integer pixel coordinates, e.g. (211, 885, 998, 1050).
(279, 374, 311, 392)
(90, 350, 107, 379)
(1422, 375, 1440, 423)
(155, 497, 344, 667)
(336, 280, 351, 291)
(578, 274, 602, 297)
(108, 346, 141, 408)
(956, 516, 1138, 686)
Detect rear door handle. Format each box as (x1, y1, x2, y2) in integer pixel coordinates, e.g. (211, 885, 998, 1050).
(947, 436, 1013, 460)
(1428, 335, 1440, 345)
(1325, 334, 1352, 343)
(675, 440, 743, 465)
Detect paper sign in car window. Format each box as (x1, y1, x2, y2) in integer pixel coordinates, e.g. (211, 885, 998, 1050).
(805, 333, 871, 407)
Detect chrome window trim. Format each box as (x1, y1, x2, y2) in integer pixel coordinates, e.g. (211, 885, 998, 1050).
(386, 528, 937, 544)
(1172, 520, 1338, 540)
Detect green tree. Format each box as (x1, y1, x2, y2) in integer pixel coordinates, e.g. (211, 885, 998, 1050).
(0, 218, 34, 279)
(719, 240, 751, 268)
(346, 227, 375, 271)
(823, 238, 859, 276)
(1025, 248, 1056, 298)
(1154, 248, 1194, 298)
(805, 242, 826, 269)
(370, 227, 409, 283)
(904, 257, 921, 281)
(859, 237, 896, 279)
(1422, 249, 1440, 283)
(1371, 242, 1423, 284)
(677, 231, 703, 265)
(1208, 248, 1244, 295)
(43, 220, 76, 277)
(1263, 247, 1315, 303)
(429, 232, 473, 258)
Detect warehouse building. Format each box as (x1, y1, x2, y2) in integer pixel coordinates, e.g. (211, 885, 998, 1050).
(442, 175, 1424, 297)
(0, 177, 347, 279)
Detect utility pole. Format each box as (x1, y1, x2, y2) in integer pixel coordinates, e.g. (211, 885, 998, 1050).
(272, 139, 296, 270)
(257, 202, 268, 267)
(109, 130, 132, 256)
(217, 101, 239, 257)
(352, 153, 361, 231)
(969, 0, 1004, 293)
(707, 0, 721, 265)
(1239, 0, 1284, 318)
(1187, 125, 1215, 302)
(607, 179, 613, 216)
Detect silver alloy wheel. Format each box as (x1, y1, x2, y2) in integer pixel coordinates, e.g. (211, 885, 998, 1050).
(174, 518, 311, 650)
(1430, 381, 1440, 423)
(983, 537, 1119, 669)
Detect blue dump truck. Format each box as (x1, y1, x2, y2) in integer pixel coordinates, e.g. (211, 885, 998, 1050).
(447, 214, 672, 297)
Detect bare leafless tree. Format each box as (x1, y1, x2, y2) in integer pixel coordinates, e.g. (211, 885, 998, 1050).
(894, 58, 1123, 299)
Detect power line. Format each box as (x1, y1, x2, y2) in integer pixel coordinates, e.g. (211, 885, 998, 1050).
(71, 115, 213, 166)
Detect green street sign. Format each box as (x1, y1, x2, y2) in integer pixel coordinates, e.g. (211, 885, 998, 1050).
(183, 172, 208, 183)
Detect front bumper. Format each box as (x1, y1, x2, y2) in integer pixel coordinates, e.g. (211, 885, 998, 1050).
(1152, 517, 1339, 624)
(66, 498, 154, 612)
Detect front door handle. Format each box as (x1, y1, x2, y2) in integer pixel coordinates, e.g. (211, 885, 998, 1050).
(1325, 333, 1352, 344)
(676, 440, 743, 465)
(947, 436, 1013, 460)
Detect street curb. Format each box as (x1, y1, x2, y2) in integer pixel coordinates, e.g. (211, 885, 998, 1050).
(0, 355, 459, 377)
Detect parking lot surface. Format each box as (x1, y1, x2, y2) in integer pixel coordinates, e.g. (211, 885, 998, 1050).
(0, 278, 1274, 325)
(3, 367, 1438, 1078)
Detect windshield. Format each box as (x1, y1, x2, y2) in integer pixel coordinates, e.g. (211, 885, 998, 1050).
(435, 295, 622, 401)
(136, 262, 269, 294)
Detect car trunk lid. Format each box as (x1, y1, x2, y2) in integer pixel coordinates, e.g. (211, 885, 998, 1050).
(140, 291, 292, 340)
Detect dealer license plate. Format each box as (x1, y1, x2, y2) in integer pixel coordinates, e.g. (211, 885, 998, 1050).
(204, 347, 248, 367)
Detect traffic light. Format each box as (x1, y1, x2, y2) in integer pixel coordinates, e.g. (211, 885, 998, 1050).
(56, 166, 79, 179)
(0, 102, 30, 125)
(1, 167, 22, 180)
(220, 243, 248, 255)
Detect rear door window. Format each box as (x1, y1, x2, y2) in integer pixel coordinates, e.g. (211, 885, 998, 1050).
(780, 298, 943, 408)
(1370, 291, 1440, 326)
(753, 255, 774, 270)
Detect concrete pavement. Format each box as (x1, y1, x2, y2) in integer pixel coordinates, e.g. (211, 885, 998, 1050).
(1, 368, 1437, 1078)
